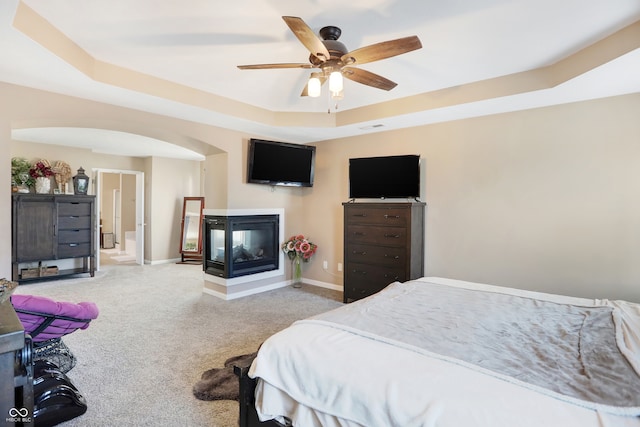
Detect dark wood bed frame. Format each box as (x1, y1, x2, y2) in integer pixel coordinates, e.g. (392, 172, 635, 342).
(235, 365, 286, 427)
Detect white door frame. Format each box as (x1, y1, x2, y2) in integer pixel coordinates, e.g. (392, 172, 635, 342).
(93, 168, 145, 269)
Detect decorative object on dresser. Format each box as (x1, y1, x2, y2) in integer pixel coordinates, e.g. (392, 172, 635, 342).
(53, 161, 73, 194)
(72, 167, 89, 195)
(11, 194, 96, 282)
(343, 201, 425, 302)
(11, 157, 34, 193)
(29, 160, 54, 194)
(282, 234, 318, 288)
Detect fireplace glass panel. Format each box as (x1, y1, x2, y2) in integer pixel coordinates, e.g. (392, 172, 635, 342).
(211, 229, 225, 262)
(231, 227, 274, 264)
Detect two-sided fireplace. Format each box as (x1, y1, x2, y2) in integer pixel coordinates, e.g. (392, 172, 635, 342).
(203, 214, 279, 278)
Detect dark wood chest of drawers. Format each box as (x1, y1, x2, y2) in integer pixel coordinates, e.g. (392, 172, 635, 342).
(343, 202, 425, 303)
(12, 194, 96, 282)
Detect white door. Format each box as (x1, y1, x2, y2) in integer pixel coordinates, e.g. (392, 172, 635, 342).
(94, 168, 145, 268)
(135, 172, 144, 265)
(113, 189, 121, 246)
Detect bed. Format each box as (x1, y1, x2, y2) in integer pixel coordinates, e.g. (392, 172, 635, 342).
(236, 277, 640, 427)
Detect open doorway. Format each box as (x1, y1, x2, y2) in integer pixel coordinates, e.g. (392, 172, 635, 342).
(94, 169, 144, 269)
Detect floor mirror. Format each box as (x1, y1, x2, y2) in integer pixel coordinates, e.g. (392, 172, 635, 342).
(179, 197, 204, 264)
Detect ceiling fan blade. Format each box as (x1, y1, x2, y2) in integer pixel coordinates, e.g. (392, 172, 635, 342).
(341, 36, 422, 65)
(342, 67, 397, 91)
(282, 16, 330, 62)
(300, 72, 327, 97)
(238, 63, 315, 70)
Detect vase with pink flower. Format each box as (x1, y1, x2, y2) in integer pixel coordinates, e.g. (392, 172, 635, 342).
(282, 234, 318, 288)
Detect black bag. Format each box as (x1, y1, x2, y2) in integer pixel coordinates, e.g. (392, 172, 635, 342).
(32, 361, 87, 427)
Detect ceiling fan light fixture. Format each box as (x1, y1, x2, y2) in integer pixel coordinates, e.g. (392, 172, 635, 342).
(238, 17, 423, 109)
(308, 77, 321, 97)
(329, 71, 343, 93)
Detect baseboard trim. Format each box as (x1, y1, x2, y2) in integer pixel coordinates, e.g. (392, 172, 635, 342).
(302, 278, 343, 293)
(203, 280, 289, 300)
(148, 258, 182, 265)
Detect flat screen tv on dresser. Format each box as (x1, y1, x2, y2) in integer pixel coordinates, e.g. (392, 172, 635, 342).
(349, 154, 420, 199)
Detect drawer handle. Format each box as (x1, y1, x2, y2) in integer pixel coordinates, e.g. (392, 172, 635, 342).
(384, 214, 400, 219)
(353, 232, 365, 236)
(384, 254, 400, 259)
(352, 250, 367, 255)
(384, 234, 400, 238)
(353, 214, 367, 217)
(69, 243, 78, 247)
(384, 274, 400, 280)
(352, 270, 367, 275)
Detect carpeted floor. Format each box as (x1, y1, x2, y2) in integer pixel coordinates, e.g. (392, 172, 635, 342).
(14, 262, 343, 426)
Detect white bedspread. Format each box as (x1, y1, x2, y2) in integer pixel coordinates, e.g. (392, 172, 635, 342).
(249, 277, 640, 427)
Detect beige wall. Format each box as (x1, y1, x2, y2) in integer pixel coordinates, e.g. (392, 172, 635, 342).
(149, 156, 201, 262)
(203, 153, 228, 209)
(304, 94, 640, 302)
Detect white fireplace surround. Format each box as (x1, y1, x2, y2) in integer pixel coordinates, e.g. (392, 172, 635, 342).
(201, 208, 286, 299)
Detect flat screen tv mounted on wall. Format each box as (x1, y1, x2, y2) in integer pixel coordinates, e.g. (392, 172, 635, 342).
(247, 139, 316, 187)
(349, 154, 421, 199)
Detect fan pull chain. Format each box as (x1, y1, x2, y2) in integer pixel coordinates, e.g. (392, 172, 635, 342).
(326, 88, 341, 114)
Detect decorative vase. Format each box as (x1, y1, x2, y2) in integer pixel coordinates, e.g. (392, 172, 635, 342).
(292, 255, 303, 288)
(35, 177, 51, 194)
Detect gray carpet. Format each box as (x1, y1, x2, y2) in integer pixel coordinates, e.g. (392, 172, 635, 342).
(14, 262, 342, 426)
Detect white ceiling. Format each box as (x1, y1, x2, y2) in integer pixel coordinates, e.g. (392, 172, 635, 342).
(2, 0, 639, 159)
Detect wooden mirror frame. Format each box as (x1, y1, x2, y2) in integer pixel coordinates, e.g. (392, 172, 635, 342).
(179, 197, 204, 264)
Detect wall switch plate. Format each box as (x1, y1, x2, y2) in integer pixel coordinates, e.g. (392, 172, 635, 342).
(323, 260, 328, 269)
(338, 262, 343, 272)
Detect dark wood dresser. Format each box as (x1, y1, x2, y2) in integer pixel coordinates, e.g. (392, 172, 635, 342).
(12, 194, 96, 282)
(343, 201, 425, 303)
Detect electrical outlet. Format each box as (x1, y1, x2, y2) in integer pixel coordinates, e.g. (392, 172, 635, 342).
(323, 260, 328, 269)
(337, 262, 343, 272)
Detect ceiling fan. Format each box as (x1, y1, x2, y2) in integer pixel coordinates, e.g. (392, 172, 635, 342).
(237, 16, 422, 98)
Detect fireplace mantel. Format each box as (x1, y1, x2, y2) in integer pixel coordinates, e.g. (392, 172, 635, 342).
(202, 208, 285, 300)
